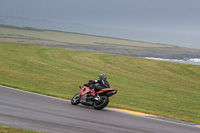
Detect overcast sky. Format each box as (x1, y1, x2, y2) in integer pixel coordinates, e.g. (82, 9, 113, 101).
(0, 0, 200, 49)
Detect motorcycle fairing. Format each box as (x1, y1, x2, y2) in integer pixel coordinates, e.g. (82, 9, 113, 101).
(96, 88, 117, 97)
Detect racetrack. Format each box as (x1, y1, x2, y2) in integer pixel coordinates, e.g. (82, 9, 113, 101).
(0, 85, 199, 133)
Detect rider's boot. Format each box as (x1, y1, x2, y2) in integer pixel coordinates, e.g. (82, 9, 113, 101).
(94, 94, 100, 101)
(90, 85, 100, 101)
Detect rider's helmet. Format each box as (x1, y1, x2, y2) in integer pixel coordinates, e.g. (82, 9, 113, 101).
(99, 73, 107, 79)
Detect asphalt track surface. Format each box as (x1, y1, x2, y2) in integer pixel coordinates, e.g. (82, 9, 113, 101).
(0, 85, 200, 133)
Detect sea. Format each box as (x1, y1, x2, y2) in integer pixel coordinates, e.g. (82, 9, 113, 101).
(145, 57, 200, 66)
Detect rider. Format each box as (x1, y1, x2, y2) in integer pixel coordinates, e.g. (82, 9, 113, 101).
(89, 73, 110, 92)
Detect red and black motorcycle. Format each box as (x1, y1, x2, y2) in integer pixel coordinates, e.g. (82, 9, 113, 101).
(71, 83, 117, 110)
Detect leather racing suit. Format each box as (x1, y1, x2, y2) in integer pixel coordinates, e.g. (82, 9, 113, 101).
(89, 77, 110, 91)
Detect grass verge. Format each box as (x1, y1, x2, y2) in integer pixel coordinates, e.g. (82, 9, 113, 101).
(0, 42, 200, 124)
(0, 125, 43, 133)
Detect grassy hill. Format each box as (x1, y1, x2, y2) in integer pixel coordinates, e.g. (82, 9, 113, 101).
(0, 42, 200, 123)
(1, 24, 200, 59)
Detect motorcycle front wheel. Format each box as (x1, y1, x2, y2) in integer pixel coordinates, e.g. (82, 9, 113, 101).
(71, 93, 80, 105)
(93, 96, 109, 110)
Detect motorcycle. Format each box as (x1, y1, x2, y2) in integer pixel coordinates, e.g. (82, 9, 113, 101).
(71, 83, 117, 110)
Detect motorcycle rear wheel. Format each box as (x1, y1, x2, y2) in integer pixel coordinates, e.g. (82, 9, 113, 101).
(71, 93, 80, 105)
(93, 96, 109, 110)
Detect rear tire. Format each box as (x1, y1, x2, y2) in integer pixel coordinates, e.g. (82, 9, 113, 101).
(71, 93, 80, 105)
(93, 96, 109, 110)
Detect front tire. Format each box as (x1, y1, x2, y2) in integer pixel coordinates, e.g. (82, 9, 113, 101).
(93, 96, 109, 110)
(71, 93, 80, 105)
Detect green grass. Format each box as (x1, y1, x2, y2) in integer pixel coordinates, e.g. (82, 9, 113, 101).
(0, 125, 43, 133)
(0, 42, 200, 124)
